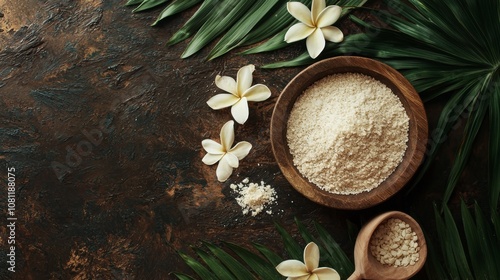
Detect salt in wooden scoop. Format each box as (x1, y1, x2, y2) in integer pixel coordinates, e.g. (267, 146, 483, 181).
(348, 211, 427, 280)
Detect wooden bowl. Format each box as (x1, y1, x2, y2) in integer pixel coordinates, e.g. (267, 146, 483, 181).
(270, 56, 428, 210)
(348, 211, 428, 280)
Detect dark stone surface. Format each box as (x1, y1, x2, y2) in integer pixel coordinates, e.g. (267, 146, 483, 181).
(0, 0, 488, 279)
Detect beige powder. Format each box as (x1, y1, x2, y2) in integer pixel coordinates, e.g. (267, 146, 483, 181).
(230, 178, 277, 216)
(287, 73, 409, 195)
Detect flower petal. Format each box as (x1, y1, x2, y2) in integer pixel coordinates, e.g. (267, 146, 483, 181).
(304, 242, 320, 272)
(215, 75, 237, 95)
(207, 93, 240, 110)
(321, 26, 344, 43)
(202, 139, 224, 154)
(316, 5, 342, 27)
(229, 141, 252, 160)
(276, 260, 309, 277)
(220, 120, 234, 152)
(285, 23, 315, 43)
(288, 275, 310, 280)
(216, 156, 233, 182)
(307, 274, 319, 280)
(287, 2, 313, 26)
(231, 97, 249, 124)
(225, 152, 239, 168)
(311, 0, 326, 24)
(242, 84, 271, 102)
(202, 153, 224, 165)
(306, 28, 325, 59)
(311, 267, 340, 280)
(237, 64, 255, 95)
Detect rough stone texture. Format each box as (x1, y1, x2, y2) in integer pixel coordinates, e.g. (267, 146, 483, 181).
(0, 0, 488, 279)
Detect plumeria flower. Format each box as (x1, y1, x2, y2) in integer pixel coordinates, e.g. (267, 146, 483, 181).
(285, 0, 344, 59)
(276, 242, 340, 280)
(202, 120, 252, 182)
(207, 64, 271, 124)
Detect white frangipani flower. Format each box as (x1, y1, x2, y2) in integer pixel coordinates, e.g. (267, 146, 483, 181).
(285, 0, 344, 59)
(202, 120, 252, 182)
(276, 242, 340, 280)
(207, 64, 271, 124)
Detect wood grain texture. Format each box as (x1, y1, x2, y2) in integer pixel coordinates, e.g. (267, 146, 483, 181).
(271, 56, 428, 210)
(348, 211, 427, 280)
(0, 1, 489, 279)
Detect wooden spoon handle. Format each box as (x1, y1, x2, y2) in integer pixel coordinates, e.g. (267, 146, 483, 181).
(347, 270, 362, 280)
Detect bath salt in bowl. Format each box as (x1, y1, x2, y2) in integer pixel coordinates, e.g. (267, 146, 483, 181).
(271, 56, 428, 210)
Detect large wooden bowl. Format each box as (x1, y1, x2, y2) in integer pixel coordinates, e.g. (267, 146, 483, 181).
(270, 56, 428, 210)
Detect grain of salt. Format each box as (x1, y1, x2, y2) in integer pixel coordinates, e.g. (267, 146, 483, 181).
(287, 73, 409, 195)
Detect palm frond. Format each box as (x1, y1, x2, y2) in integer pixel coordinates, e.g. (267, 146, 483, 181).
(127, 0, 366, 59)
(490, 81, 500, 210)
(314, 221, 354, 278)
(225, 243, 282, 280)
(194, 248, 235, 279)
(178, 251, 218, 280)
(174, 219, 354, 280)
(181, 1, 254, 58)
(238, 0, 299, 49)
(207, 0, 281, 60)
(166, 0, 220, 46)
(133, 0, 168, 12)
(427, 202, 500, 279)
(151, 0, 202, 26)
(431, 203, 474, 279)
(442, 82, 490, 209)
(125, 0, 143, 6)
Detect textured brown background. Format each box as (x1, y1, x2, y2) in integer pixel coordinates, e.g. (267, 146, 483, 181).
(0, 0, 488, 279)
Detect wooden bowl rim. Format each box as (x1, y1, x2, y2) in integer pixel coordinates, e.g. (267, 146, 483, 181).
(270, 56, 428, 210)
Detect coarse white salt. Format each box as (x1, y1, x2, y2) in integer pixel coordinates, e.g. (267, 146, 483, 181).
(230, 178, 277, 216)
(286, 73, 409, 195)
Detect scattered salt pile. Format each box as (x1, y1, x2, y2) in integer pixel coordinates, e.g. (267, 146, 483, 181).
(230, 178, 277, 216)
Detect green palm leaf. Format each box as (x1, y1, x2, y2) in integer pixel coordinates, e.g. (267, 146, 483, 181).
(274, 222, 303, 260)
(194, 248, 235, 279)
(178, 251, 218, 280)
(225, 243, 282, 280)
(490, 82, 500, 210)
(314, 221, 354, 278)
(252, 242, 282, 266)
(133, 0, 169, 12)
(166, 0, 220, 46)
(151, 0, 202, 26)
(125, 0, 143, 6)
(442, 83, 490, 208)
(174, 219, 354, 280)
(207, 0, 281, 60)
(471, 203, 500, 278)
(238, 0, 299, 49)
(204, 242, 255, 280)
(428, 202, 500, 279)
(181, 0, 253, 58)
(433, 203, 473, 279)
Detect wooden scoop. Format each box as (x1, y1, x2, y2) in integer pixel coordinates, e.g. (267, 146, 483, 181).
(348, 211, 427, 280)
